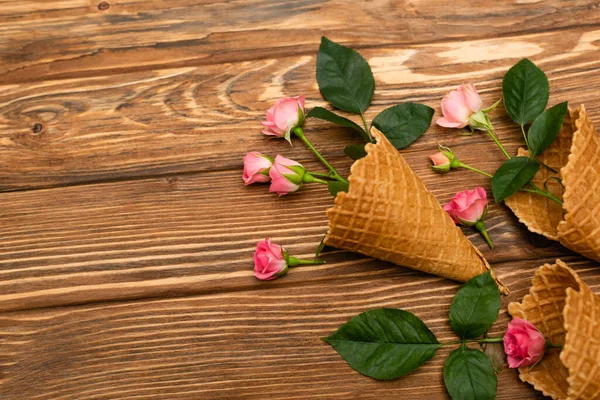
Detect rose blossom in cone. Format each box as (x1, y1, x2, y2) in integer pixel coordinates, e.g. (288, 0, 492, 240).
(269, 155, 305, 196)
(243, 152, 273, 185)
(261, 95, 305, 142)
(253, 238, 288, 280)
(504, 318, 546, 368)
(443, 187, 488, 225)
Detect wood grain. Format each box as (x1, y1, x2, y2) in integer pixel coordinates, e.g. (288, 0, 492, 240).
(0, 155, 587, 313)
(1, 0, 600, 84)
(1, 1, 600, 399)
(3, 25, 600, 190)
(1, 260, 598, 399)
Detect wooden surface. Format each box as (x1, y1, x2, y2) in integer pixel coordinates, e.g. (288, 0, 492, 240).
(1, 0, 600, 398)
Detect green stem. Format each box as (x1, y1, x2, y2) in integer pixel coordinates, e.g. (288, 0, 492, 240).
(520, 124, 529, 148)
(293, 127, 349, 184)
(487, 129, 511, 160)
(536, 157, 558, 173)
(359, 110, 370, 139)
(475, 221, 494, 250)
(308, 171, 336, 180)
(440, 337, 504, 347)
(546, 341, 562, 349)
(287, 256, 326, 267)
(522, 183, 563, 206)
(458, 162, 494, 178)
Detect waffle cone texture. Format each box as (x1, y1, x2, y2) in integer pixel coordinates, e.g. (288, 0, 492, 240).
(505, 105, 600, 262)
(324, 128, 508, 294)
(508, 260, 600, 399)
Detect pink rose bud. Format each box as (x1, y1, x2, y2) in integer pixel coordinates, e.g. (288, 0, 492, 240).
(436, 83, 493, 132)
(269, 155, 306, 196)
(243, 152, 274, 185)
(443, 187, 488, 226)
(504, 318, 546, 368)
(261, 95, 306, 142)
(429, 145, 460, 174)
(253, 238, 288, 280)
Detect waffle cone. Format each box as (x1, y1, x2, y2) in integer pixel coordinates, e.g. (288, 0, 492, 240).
(508, 260, 600, 399)
(324, 128, 508, 294)
(505, 105, 600, 261)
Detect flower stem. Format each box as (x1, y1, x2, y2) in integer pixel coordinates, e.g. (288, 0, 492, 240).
(293, 127, 349, 184)
(520, 124, 529, 147)
(359, 110, 370, 139)
(309, 171, 336, 180)
(487, 129, 511, 160)
(458, 162, 494, 178)
(287, 256, 326, 267)
(522, 183, 563, 206)
(440, 337, 504, 346)
(546, 341, 562, 349)
(475, 221, 494, 250)
(536, 157, 558, 173)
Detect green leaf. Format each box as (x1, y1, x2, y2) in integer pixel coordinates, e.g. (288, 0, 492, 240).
(324, 308, 440, 380)
(444, 347, 497, 400)
(449, 272, 501, 339)
(502, 58, 549, 125)
(344, 143, 368, 160)
(328, 181, 349, 197)
(528, 101, 568, 156)
(316, 37, 375, 115)
(372, 103, 434, 149)
(307, 107, 369, 141)
(491, 156, 540, 202)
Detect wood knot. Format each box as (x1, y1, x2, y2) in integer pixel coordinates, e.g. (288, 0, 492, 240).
(166, 177, 179, 186)
(32, 123, 43, 134)
(98, 1, 110, 10)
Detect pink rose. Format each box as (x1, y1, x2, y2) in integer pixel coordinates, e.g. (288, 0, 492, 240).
(261, 95, 306, 141)
(269, 155, 305, 196)
(253, 238, 288, 280)
(436, 83, 483, 129)
(504, 318, 546, 368)
(443, 187, 488, 225)
(243, 152, 273, 185)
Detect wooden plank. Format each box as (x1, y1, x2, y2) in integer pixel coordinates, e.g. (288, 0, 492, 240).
(1, 0, 599, 84)
(0, 159, 587, 312)
(2, 25, 600, 190)
(1, 261, 598, 399)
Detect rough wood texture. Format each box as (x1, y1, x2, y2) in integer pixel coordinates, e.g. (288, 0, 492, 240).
(1, 0, 600, 398)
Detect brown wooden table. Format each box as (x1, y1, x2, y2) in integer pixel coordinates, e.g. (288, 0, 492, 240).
(1, 1, 599, 398)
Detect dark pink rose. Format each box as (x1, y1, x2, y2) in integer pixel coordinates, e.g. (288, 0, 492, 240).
(443, 187, 488, 225)
(253, 238, 288, 280)
(243, 152, 273, 185)
(504, 318, 546, 368)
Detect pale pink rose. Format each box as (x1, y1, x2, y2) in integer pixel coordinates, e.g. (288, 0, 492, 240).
(429, 152, 451, 167)
(437, 83, 483, 128)
(504, 318, 546, 368)
(243, 152, 273, 185)
(269, 155, 305, 196)
(443, 187, 488, 225)
(261, 95, 306, 139)
(253, 238, 288, 280)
